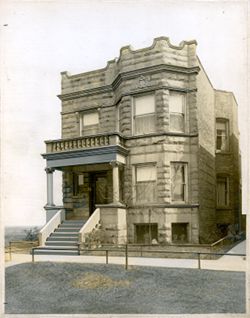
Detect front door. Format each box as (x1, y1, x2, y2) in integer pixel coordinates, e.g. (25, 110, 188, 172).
(89, 172, 108, 215)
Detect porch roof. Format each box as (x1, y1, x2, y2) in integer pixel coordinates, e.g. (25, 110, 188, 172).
(42, 145, 128, 169)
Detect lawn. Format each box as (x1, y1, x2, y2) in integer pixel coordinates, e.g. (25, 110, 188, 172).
(5, 262, 245, 314)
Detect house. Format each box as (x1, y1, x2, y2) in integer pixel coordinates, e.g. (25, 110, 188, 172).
(41, 37, 241, 248)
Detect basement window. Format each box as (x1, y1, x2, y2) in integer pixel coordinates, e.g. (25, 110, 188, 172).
(172, 223, 189, 243)
(135, 223, 158, 244)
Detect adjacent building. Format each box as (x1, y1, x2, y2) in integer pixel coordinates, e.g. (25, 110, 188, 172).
(42, 37, 241, 245)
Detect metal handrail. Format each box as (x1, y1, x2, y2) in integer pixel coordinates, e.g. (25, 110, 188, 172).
(6, 240, 38, 261)
(31, 245, 246, 270)
(210, 235, 229, 247)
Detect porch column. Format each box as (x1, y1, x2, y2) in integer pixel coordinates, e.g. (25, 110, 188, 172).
(110, 161, 120, 203)
(45, 167, 55, 206)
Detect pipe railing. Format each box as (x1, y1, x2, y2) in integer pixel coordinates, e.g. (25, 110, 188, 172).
(5, 241, 38, 261)
(31, 245, 246, 271)
(38, 209, 65, 246)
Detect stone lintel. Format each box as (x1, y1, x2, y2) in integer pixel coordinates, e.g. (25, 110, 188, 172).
(96, 203, 126, 209)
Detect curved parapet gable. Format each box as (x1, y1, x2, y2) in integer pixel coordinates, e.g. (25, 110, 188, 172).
(60, 36, 199, 96)
(118, 36, 197, 55)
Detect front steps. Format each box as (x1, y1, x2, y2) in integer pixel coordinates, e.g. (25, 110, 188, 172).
(34, 220, 85, 256)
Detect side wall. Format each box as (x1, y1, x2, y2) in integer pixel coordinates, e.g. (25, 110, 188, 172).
(215, 90, 241, 230)
(196, 61, 216, 243)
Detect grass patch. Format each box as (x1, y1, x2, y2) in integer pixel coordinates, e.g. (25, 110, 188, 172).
(72, 272, 130, 289)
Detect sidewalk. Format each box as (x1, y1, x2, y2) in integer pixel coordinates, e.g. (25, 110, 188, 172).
(5, 240, 246, 272)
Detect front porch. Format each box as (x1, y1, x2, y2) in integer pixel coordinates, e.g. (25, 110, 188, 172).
(41, 133, 129, 246)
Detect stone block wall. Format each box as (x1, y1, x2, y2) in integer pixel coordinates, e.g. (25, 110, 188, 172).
(62, 164, 113, 220)
(55, 37, 241, 245)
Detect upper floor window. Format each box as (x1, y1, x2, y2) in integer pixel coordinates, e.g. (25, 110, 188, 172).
(217, 176, 229, 207)
(135, 164, 156, 203)
(169, 92, 186, 133)
(134, 94, 155, 135)
(216, 119, 229, 152)
(80, 111, 99, 136)
(171, 162, 188, 202)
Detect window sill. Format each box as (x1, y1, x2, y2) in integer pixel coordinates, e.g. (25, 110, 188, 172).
(216, 206, 231, 210)
(72, 195, 83, 199)
(171, 201, 186, 204)
(215, 151, 231, 155)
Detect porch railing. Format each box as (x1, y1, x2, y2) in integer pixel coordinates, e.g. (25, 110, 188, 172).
(38, 209, 65, 246)
(45, 133, 123, 153)
(79, 208, 100, 243)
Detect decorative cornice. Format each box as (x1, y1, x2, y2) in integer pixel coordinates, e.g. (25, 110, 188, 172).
(58, 64, 200, 101)
(111, 64, 200, 92)
(60, 37, 198, 80)
(42, 145, 129, 160)
(116, 85, 197, 101)
(44, 131, 198, 149)
(44, 131, 198, 150)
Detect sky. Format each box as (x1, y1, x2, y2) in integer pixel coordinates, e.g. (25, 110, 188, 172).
(0, 0, 249, 226)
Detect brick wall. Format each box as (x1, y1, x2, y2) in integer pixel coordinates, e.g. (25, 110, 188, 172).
(215, 90, 241, 231)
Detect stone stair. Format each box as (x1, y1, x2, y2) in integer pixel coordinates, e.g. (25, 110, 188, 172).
(34, 220, 85, 255)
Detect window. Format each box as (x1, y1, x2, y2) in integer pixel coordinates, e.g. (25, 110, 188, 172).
(169, 92, 185, 132)
(135, 223, 158, 244)
(171, 163, 187, 202)
(216, 119, 229, 151)
(134, 94, 155, 135)
(172, 223, 189, 243)
(73, 173, 84, 196)
(80, 111, 99, 136)
(135, 164, 156, 203)
(217, 176, 229, 206)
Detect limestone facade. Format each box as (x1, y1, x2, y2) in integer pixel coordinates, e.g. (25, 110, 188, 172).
(43, 37, 241, 244)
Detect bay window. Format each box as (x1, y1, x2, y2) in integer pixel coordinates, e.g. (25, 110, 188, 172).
(135, 164, 156, 203)
(134, 94, 155, 135)
(171, 162, 188, 202)
(169, 92, 186, 132)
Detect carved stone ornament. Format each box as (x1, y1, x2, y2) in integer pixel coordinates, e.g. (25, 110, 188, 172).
(45, 167, 55, 174)
(138, 75, 150, 88)
(75, 112, 80, 123)
(109, 160, 121, 168)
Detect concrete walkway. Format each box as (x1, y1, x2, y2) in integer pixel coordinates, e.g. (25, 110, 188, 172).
(5, 240, 246, 272)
